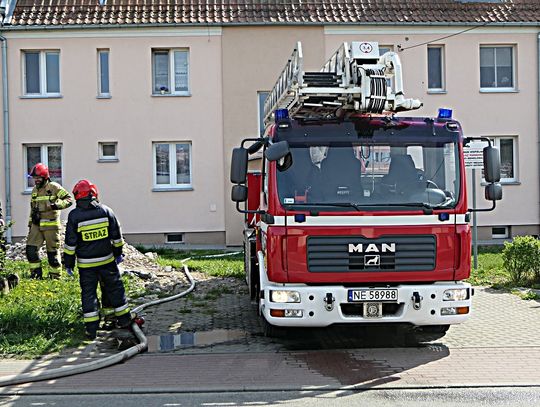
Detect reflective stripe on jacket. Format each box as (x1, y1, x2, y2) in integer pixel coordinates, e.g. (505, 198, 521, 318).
(63, 200, 124, 269)
(29, 180, 73, 229)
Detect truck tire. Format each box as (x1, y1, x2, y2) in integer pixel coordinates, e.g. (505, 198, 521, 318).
(405, 324, 450, 345)
(261, 315, 286, 338)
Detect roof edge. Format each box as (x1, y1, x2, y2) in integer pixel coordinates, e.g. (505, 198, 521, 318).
(1, 21, 540, 31)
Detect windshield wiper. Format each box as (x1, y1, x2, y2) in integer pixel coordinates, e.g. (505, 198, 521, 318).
(285, 202, 363, 211)
(371, 202, 434, 214)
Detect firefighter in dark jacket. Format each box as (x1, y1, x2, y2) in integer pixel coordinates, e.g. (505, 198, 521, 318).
(26, 163, 73, 279)
(63, 179, 131, 339)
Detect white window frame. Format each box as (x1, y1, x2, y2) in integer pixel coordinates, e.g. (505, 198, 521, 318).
(152, 49, 190, 96)
(152, 142, 192, 190)
(97, 49, 111, 98)
(479, 45, 516, 92)
(165, 233, 184, 244)
(427, 45, 445, 92)
(491, 226, 509, 239)
(98, 141, 118, 162)
(22, 50, 61, 97)
(23, 143, 63, 191)
(486, 136, 518, 183)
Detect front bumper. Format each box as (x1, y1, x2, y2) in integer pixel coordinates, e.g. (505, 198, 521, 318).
(260, 280, 472, 328)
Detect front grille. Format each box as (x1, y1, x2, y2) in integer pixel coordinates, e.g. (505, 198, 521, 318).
(307, 235, 436, 272)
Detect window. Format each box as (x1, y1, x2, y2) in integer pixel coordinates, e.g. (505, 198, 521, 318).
(480, 46, 515, 90)
(378, 45, 393, 55)
(153, 142, 192, 189)
(166, 233, 184, 243)
(98, 49, 110, 97)
(258, 91, 269, 136)
(24, 144, 63, 190)
(487, 137, 517, 183)
(377, 46, 395, 90)
(23, 50, 60, 96)
(152, 49, 189, 95)
(428, 46, 445, 91)
(98, 142, 118, 161)
(492, 226, 509, 239)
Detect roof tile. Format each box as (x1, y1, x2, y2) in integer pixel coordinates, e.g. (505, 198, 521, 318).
(7, 1, 540, 27)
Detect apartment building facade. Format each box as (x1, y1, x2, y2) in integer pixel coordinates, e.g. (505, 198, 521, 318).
(0, 1, 539, 246)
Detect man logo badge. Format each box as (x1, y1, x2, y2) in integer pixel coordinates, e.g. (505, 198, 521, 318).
(364, 255, 380, 267)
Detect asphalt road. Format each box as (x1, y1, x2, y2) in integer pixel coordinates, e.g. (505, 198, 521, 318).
(3, 387, 540, 407)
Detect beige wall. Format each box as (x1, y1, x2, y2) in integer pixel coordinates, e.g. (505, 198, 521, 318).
(223, 26, 540, 245)
(2, 28, 226, 241)
(324, 27, 539, 237)
(1, 25, 538, 246)
(222, 27, 326, 245)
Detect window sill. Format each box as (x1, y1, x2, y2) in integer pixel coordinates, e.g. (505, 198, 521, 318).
(22, 190, 32, 195)
(151, 92, 191, 97)
(427, 90, 447, 94)
(152, 187, 193, 192)
(20, 95, 63, 99)
(479, 88, 519, 94)
(97, 95, 112, 99)
(97, 158, 119, 163)
(481, 181, 520, 186)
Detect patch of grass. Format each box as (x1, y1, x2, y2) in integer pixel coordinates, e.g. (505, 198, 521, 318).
(467, 251, 510, 287)
(511, 289, 540, 301)
(0, 260, 149, 358)
(0, 262, 84, 357)
(153, 249, 244, 279)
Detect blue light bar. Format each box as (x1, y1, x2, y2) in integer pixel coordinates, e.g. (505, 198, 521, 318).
(275, 108, 289, 123)
(438, 108, 453, 119)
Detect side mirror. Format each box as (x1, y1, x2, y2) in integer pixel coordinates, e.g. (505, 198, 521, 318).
(231, 184, 248, 203)
(485, 182, 502, 201)
(265, 141, 290, 162)
(230, 148, 248, 184)
(483, 146, 501, 183)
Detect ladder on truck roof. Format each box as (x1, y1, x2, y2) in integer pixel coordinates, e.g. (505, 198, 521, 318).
(263, 41, 422, 126)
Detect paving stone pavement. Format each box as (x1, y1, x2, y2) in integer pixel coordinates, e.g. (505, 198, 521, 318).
(1, 284, 540, 393)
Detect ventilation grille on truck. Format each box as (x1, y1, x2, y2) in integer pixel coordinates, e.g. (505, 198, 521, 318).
(307, 235, 436, 272)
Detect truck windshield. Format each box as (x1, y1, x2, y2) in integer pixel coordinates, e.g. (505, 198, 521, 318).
(276, 123, 460, 211)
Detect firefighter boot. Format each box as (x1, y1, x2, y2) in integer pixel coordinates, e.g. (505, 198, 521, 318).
(30, 267, 43, 280)
(85, 321, 99, 340)
(26, 245, 42, 279)
(47, 252, 61, 279)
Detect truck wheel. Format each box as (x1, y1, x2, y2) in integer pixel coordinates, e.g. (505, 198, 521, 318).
(406, 324, 450, 345)
(261, 315, 286, 338)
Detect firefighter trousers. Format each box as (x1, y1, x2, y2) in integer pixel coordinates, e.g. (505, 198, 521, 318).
(26, 225, 61, 278)
(79, 262, 131, 334)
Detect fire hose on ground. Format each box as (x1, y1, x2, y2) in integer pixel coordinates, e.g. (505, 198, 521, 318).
(0, 252, 240, 387)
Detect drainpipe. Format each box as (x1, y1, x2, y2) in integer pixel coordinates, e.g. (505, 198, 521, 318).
(0, 33, 10, 243)
(538, 33, 540, 237)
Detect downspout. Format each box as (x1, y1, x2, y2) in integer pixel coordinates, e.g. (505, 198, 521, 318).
(0, 33, 11, 243)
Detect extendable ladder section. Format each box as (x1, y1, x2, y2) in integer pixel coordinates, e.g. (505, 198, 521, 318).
(263, 41, 422, 126)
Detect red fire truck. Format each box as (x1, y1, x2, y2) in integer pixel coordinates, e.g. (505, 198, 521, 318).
(230, 42, 502, 340)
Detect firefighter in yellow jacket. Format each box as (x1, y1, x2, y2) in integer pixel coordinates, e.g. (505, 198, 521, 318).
(26, 163, 73, 279)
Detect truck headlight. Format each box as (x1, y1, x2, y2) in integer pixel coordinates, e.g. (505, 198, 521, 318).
(443, 288, 469, 301)
(270, 290, 301, 303)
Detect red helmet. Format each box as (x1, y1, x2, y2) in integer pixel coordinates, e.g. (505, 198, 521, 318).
(72, 179, 99, 200)
(30, 163, 49, 179)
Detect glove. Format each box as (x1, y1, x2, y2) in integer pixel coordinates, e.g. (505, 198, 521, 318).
(66, 268, 74, 277)
(115, 255, 124, 264)
(50, 203, 59, 210)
